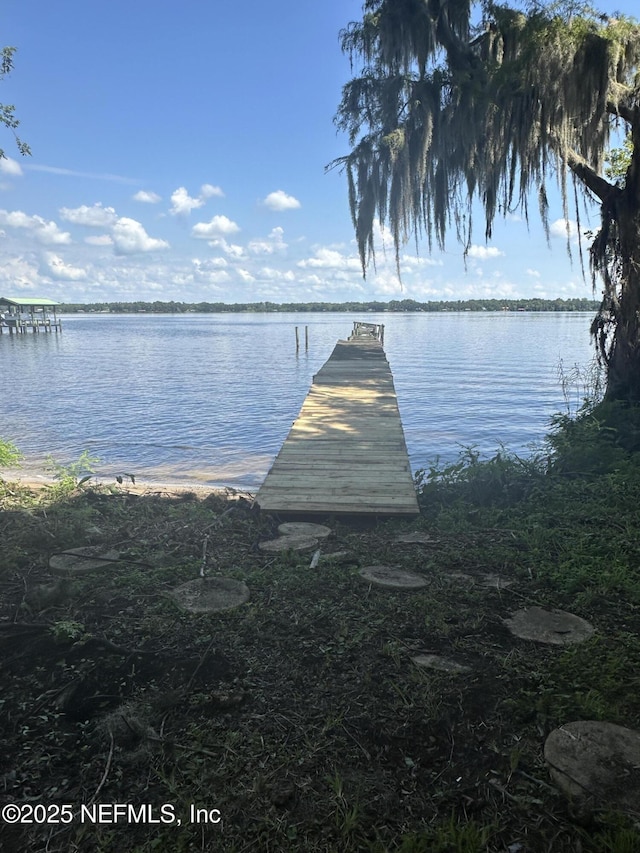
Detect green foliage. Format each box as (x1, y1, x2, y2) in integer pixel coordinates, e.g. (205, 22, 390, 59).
(59, 297, 599, 314)
(46, 450, 100, 494)
(546, 399, 640, 474)
(604, 132, 633, 183)
(370, 815, 497, 853)
(0, 437, 22, 468)
(582, 814, 640, 853)
(50, 619, 87, 644)
(1, 46, 30, 160)
(415, 445, 548, 512)
(556, 355, 605, 417)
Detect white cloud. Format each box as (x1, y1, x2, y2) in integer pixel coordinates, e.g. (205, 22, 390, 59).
(60, 203, 118, 227)
(111, 217, 169, 254)
(26, 164, 139, 184)
(200, 184, 224, 199)
(133, 190, 161, 204)
(549, 218, 591, 242)
(35, 221, 72, 245)
(192, 256, 228, 271)
(192, 215, 240, 238)
(248, 226, 287, 255)
(192, 259, 231, 285)
(0, 255, 40, 288)
(399, 254, 443, 269)
(259, 267, 295, 281)
(0, 209, 71, 244)
(550, 218, 573, 238)
(45, 253, 88, 281)
(262, 190, 301, 211)
(85, 234, 114, 246)
(207, 237, 244, 257)
(526, 268, 541, 278)
(0, 157, 23, 177)
(237, 269, 256, 283)
(170, 186, 205, 216)
(169, 184, 224, 215)
(467, 245, 504, 260)
(297, 247, 361, 271)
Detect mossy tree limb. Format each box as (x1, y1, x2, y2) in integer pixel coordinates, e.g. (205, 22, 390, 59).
(333, 0, 640, 401)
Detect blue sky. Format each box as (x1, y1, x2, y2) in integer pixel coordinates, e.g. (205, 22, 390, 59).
(0, 0, 637, 305)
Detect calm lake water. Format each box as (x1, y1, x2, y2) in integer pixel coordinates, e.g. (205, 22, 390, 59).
(1, 312, 596, 490)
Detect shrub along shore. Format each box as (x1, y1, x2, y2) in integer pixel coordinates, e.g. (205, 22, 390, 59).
(1, 400, 639, 853)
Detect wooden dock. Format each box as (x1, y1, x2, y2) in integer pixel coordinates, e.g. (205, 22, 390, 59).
(0, 296, 62, 335)
(256, 323, 419, 517)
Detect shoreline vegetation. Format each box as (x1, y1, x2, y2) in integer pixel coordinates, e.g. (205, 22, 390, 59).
(2, 401, 640, 852)
(59, 298, 599, 314)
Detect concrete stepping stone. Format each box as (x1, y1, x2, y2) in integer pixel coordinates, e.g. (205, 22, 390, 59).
(504, 606, 594, 645)
(49, 547, 122, 576)
(411, 653, 471, 673)
(169, 577, 250, 613)
(359, 565, 427, 589)
(278, 522, 332, 539)
(544, 720, 640, 812)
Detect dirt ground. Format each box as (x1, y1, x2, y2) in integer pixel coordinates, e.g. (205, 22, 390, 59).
(1, 482, 638, 853)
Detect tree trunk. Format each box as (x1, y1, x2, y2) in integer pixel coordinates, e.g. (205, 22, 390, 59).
(603, 192, 640, 403)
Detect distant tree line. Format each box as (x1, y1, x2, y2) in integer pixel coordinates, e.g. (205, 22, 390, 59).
(60, 298, 599, 314)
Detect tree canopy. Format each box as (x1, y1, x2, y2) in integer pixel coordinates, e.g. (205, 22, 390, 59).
(1, 46, 30, 161)
(333, 0, 640, 401)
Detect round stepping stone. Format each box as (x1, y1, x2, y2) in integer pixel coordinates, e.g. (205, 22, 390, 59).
(169, 577, 250, 613)
(359, 565, 427, 589)
(544, 721, 640, 812)
(503, 606, 594, 645)
(395, 531, 432, 544)
(278, 522, 332, 539)
(411, 654, 471, 673)
(259, 535, 319, 552)
(49, 547, 122, 576)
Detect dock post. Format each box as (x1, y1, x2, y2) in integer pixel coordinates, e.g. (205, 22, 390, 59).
(295, 326, 300, 353)
(305, 325, 309, 352)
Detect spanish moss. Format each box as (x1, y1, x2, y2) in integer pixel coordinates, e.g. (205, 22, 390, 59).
(332, 0, 640, 401)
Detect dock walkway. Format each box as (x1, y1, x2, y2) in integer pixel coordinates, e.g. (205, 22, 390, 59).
(256, 324, 419, 517)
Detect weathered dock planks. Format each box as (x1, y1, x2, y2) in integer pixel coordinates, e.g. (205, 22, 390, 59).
(256, 328, 419, 517)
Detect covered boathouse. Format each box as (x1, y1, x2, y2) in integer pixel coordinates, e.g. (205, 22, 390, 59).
(0, 297, 62, 334)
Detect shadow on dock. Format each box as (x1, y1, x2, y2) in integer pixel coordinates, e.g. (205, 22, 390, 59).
(256, 323, 419, 519)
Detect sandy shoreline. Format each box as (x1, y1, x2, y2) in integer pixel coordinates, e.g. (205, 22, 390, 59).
(1, 469, 256, 500)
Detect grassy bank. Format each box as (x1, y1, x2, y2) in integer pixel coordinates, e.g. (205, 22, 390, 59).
(1, 405, 639, 853)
